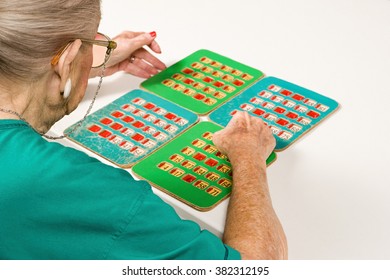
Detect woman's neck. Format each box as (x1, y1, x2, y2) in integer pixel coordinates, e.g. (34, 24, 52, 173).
(0, 77, 66, 133)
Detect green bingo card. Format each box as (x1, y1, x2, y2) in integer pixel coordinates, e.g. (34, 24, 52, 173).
(132, 121, 277, 211)
(64, 90, 198, 168)
(141, 49, 264, 115)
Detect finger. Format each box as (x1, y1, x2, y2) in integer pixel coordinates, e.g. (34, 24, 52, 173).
(211, 130, 226, 152)
(131, 56, 160, 76)
(118, 31, 149, 41)
(148, 39, 162, 54)
(242, 110, 251, 125)
(224, 112, 242, 129)
(115, 31, 142, 40)
(119, 31, 161, 53)
(133, 48, 166, 70)
(119, 60, 151, 79)
(124, 33, 156, 55)
(228, 111, 248, 128)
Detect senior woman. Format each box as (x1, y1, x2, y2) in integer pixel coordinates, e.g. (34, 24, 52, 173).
(0, 0, 287, 260)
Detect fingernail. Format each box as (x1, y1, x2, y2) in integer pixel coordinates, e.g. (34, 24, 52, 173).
(149, 31, 157, 38)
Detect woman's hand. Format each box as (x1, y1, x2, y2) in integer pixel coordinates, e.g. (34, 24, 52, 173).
(90, 31, 166, 78)
(212, 111, 276, 165)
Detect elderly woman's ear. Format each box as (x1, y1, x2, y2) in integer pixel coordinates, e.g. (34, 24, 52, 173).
(53, 39, 83, 99)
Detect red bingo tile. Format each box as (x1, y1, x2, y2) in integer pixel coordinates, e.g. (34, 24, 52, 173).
(182, 68, 193, 74)
(131, 133, 144, 142)
(132, 121, 145, 128)
(307, 110, 320, 118)
(182, 174, 196, 183)
(213, 81, 224, 88)
(110, 123, 123, 130)
(203, 77, 214, 83)
(111, 111, 124, 118)
(274, 107, 286, 114)
(252, 108, 265, 116)
(193, 93, 205, 100)
(183, 78, 194, 85)
(99, 130, 112, 138)
(193, 152, 207, 161)
(122, 116, 134, 123)
(286, 112, 298, 119)
(144, 103, 155, 110)
(292, 94, 304, 101)
(165, 112, 177, 120)
(276, 118, 289, 126)
(233, 80, 244, 86)
(100, 118, 113, 125)
(205, 158, 218, 167)
(280, 89, 292, 96)
(88, 125, 101, 133)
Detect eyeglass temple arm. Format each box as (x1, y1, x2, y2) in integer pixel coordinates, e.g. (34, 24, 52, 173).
(51, 38, 117, 66)
(81, 39, 117, 50)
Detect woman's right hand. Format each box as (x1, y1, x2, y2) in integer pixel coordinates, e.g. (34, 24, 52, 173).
(212, 111, 276, 165)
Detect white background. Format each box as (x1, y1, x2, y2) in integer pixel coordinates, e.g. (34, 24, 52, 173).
(52, 0, 390, 259)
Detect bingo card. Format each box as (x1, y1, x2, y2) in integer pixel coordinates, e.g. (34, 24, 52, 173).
(65, 90, 198, 167)
(141, 49, 264, 115)
(209, 76, 339, 151)
(132, 121, 277, 211)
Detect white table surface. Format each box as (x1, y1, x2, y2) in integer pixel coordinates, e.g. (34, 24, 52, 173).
(51, 0, 390, 259)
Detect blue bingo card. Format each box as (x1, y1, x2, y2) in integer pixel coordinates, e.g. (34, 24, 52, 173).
(209, 77, 339, 151)
(65, 90, 198, 167)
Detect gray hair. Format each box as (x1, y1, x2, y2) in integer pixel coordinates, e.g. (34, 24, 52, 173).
(0, 0, 101, 82)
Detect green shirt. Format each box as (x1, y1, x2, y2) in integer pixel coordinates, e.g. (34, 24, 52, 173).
(0, 120, 240, 260)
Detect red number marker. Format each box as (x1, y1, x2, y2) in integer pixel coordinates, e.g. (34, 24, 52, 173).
(165, 113, 177, 120)
(144, 103, 155, 110)
(276, 118, 289, 126)
(99, 130, 112, 138)
(131, 133, 144, 142)
(286, 112, 298, 119)
(253, 109, 265, 116)
(182, 174, 196, 183)
(132, 121, 145, 128)
(307, 110, 320, 118)
(111, 111, 124, 118)
(193, 153, 207, 161)
(205, 158, 218, 167)
(100, 118, 113, 125)
(110, 123, 123, 130)
(280, 89, 292, 96)
(274, 107, 286, 114)
(292, 94, 304, 101)
(88, 125, 101, 133)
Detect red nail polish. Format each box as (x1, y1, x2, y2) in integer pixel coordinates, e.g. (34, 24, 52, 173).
(149, 31, 156, 38)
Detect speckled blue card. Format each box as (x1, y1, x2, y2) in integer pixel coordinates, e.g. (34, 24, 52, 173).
(65, 90, 198, 167)
(209, 77, 339, 151)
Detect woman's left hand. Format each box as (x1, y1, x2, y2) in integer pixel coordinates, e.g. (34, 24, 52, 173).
(90, 31, 166, 78)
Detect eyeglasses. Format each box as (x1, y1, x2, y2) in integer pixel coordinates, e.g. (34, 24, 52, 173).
(51, 32, 117, 68)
